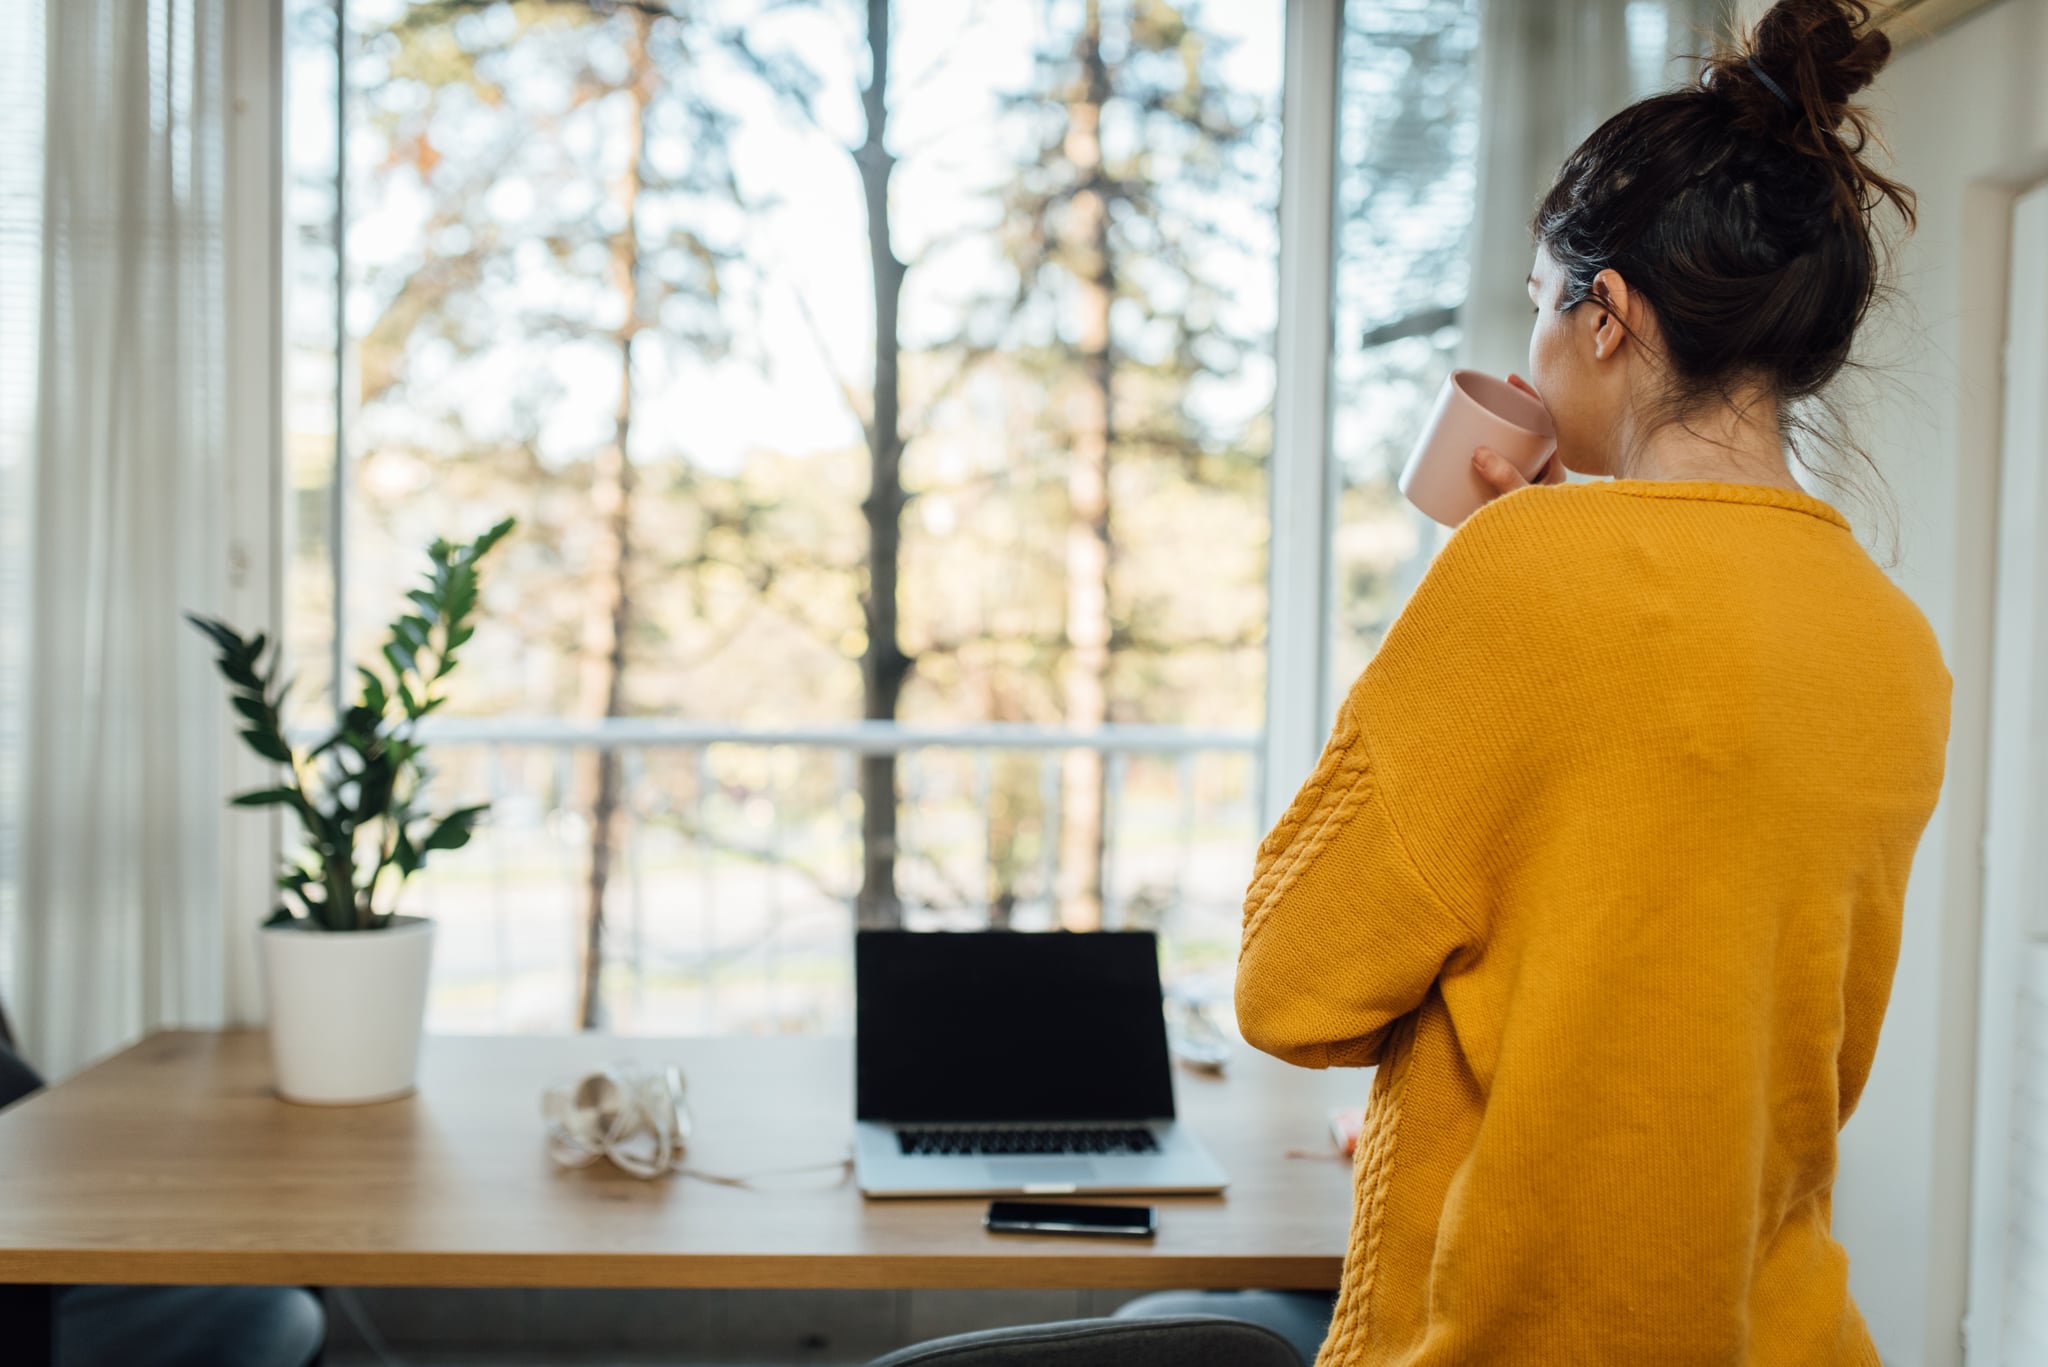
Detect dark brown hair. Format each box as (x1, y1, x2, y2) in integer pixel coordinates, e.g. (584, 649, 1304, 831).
(1532, 0, 1915, 513)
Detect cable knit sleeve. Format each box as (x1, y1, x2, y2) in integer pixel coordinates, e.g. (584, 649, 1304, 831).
(1235, 672, 1480, 1069)
(1236, 492, 1562, 1070)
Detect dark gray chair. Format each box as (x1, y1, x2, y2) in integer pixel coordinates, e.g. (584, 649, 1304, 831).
(0, 1035, 326, 1367)
(865, 1314, 1306, 1367)
(1113, 1289, 1335, 1365)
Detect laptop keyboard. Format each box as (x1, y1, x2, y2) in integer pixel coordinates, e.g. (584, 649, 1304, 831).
(895, 1125, 1160, 1157)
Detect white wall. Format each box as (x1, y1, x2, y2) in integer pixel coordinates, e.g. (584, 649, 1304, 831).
(2003, 948, 2048, 1359)
(1837, 3, 2048, 1364)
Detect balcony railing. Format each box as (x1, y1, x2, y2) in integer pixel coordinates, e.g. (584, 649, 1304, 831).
(387, 719, 1263, 1035)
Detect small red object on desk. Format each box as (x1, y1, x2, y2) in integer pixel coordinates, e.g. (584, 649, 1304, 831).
(1328, 1107, 1365, 1158)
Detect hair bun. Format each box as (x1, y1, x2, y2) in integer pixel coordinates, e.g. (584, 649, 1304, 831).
(1750, 0, 1892, 114)
(1707, 0, 1910, 226)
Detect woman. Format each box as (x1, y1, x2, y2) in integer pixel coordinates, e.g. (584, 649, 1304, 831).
(1237, 1, 1948, 1363)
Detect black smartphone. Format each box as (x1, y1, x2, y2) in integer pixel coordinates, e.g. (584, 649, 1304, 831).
(984, 1200, 1157, 1238)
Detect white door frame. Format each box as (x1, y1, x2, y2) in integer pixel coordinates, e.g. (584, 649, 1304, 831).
(221, 0, 288, 1023)
(1962, 176, 2048, 1367)
(1262, 0, 1343, 828)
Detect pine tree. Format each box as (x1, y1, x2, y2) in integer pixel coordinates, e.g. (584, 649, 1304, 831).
(350, 0, 747, 1026)
(966, 0, 1268, 929)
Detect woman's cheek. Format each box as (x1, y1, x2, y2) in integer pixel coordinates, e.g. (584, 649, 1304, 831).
(1529, 332, 1588, 470)
(1529, 328, 1564, 413)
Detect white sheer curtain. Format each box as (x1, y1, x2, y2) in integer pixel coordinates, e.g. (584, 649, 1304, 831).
(0, 0, 44, 1047)
(4, 0, 235, 1077)
(1463, 0, 1732, 378)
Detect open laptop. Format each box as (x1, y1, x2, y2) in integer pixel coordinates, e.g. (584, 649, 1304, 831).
(853, 929, 1228, 1198)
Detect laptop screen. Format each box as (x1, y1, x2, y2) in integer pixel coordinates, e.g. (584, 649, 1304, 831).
(855, 930, 1177, 1123)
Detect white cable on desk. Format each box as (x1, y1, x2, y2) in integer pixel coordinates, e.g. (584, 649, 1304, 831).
(542, 1063, 854, 1186)
(543, 1064, 692, 1179)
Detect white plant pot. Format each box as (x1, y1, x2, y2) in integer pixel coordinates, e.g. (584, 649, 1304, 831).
(259, 915, 435, 1105)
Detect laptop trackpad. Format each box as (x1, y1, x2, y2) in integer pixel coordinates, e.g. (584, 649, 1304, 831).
(987, 1159, 1098, 1188)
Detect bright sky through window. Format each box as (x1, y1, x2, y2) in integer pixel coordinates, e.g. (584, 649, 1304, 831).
(335, 0, 1279, 478)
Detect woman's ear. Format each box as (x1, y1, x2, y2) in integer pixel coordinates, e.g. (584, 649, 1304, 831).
(1594, 309, 1620, 360)
(1588, 268, 1635, 362)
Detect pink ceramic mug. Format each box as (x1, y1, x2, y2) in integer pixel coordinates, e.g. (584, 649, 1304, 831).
(1398, 370, 1557, 527)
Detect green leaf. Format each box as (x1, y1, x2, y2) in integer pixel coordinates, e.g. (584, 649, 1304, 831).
(355, 666, 389, 715)
(239, 728, 293, 764)
(352, 754, 399, 822)
(474, 516, 516, 557)
(421, 804, 488, 854)
(185, 614, 245, 654)
(405, 589, 441, 621)
(383, 641, 416, 679)
(232, 787, 301, 808)
(394, 827, 421, 876)
(265, 906, 298, 927)
(231, 695, 273, 725)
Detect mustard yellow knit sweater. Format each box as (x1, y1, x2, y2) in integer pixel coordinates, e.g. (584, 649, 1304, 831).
(1238, 480, 1950, 1366)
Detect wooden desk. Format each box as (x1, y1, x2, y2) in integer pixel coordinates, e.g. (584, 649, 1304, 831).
(0, 1031, 1360, 1350)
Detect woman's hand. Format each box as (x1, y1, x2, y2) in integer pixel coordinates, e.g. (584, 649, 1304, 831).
(1472, 373, 1567, 499)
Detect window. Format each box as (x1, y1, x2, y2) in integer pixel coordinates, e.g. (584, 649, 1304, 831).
(285, 0, 1294, 1033)
(279, 0, 1494, 1037)
(1327, 0, 1478, 698)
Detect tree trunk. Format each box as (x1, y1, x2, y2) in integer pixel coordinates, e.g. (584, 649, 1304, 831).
(577, 11, 652, 1029)
(855, 0, 911, 932)
(1057, 0, 1114, 932)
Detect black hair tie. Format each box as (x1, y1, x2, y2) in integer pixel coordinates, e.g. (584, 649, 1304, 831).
(1747, 56, 1797, 111)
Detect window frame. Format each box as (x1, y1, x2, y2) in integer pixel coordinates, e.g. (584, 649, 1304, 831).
(223, 0, 290, 1023)
(1261, 0, 1344, 828)
(236, 0, 1348, 926)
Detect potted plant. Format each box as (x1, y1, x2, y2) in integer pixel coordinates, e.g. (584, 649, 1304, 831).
(188, 518, 514, 1104)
